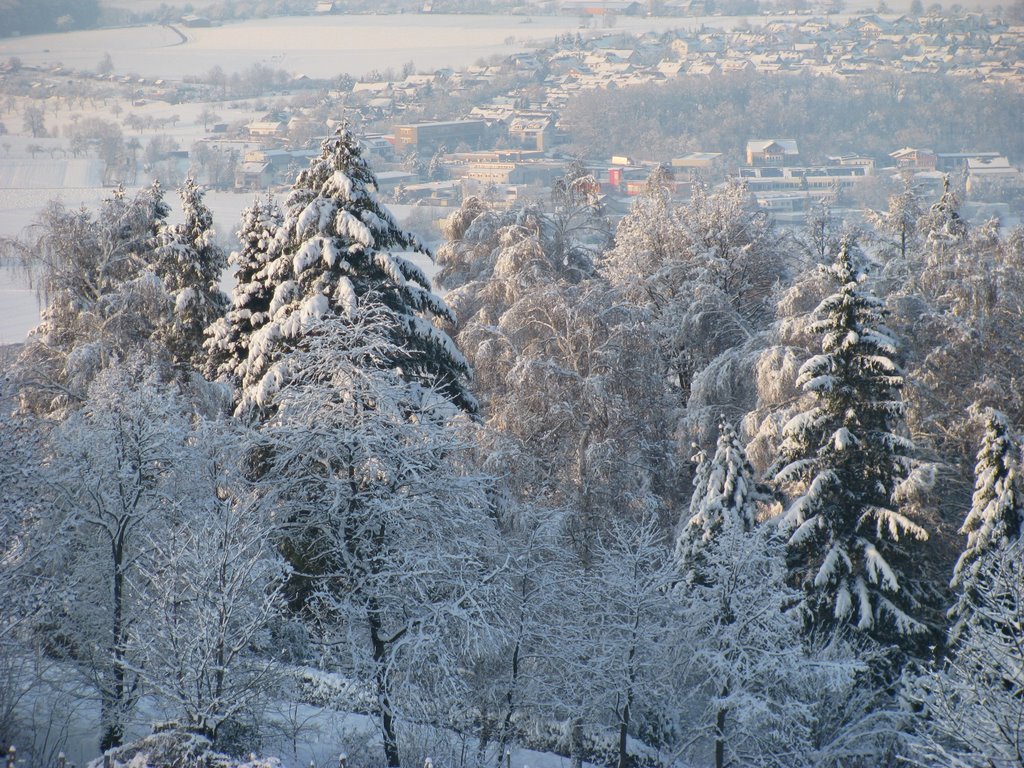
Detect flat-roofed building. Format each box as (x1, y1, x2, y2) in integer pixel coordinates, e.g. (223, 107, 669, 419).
(671, 151, 726, 180)
(393, 120, 487, 155)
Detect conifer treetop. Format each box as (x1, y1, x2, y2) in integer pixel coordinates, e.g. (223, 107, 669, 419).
(220, 129, 475, 416)
(204, 196, 283, 385)
(956, 407, 1024, 577)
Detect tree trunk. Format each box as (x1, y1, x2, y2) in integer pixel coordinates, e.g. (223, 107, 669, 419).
(101, 535, 127, 752)
(569, 718, 583, 768)
(496, 604, 524, 764)
(368, 599, 401, 768)
(617, 665, 636, 767)
(714, 684, 728, 768)
(617, 612, 639, 768)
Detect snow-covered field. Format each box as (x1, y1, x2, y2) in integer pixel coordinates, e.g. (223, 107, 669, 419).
(5, 15, 673, 80)
(0, 6, 992, 343)
(2, 11, 551, 342)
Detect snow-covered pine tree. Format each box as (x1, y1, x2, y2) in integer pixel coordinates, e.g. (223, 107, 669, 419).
(948, 406, 1024, 632)
(676, 419, 771, 585)
(204, 195, 283, 386)
(228, 128, 475, 415)
(772, 234, 930, 646)
(912, 175, 970, 305)
(153, 177, 229, 371)
(676, 519, 874, 768)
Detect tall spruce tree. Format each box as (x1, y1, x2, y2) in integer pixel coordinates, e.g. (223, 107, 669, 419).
(909, 538, 1024, 768)
(213, 129, 474, 415)
(772, 235, 930, 645)
(918, 175, 967, 252)
(204, 195, 283, 386)
(949, 406, 1024, 632)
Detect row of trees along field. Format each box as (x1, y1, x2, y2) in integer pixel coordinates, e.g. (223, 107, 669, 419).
(0, 0, 100, 36)
(2, 130, 1023, 768)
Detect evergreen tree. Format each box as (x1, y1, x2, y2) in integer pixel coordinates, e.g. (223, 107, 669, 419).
(676, 419, 771, 584)
(918, 175, 967, 252)
(772, 235, 930, 646)
(676, 519, 875, 768)
(204, 195, 283, 386)
(949, 406, 1024, 631)
(223, 129, 474, 415)
(154, 177, 229, 371)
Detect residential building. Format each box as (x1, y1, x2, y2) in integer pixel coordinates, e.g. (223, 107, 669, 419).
(746, 139, 801, 166)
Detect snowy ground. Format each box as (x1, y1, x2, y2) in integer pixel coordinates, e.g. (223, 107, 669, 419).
(17, 657, 594, 768)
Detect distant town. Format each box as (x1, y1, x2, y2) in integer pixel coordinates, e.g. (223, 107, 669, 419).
(1, 6, 1022, 238)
